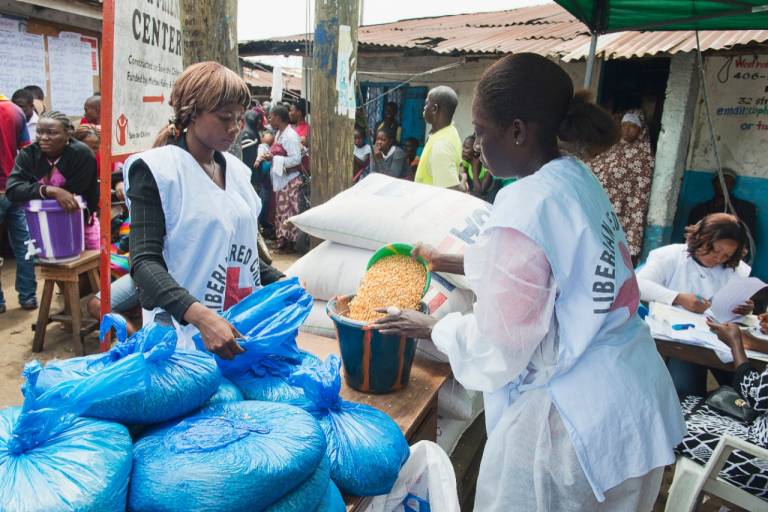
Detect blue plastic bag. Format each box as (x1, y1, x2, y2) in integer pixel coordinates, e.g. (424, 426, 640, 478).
(314, 482, 346, 512)
(291, 356, 410, 496)
(33, 315, 221, 425)
(193, 279, 314, 404)
(230, 350, 321, 404)
(202, 377, 243, 407)
(264, 456, 330, 511)
(129, 400, 327, 511)
(0, 354, 147, 511)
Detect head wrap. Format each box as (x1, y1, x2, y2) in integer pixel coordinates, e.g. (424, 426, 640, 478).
(621, 112, 642, 127)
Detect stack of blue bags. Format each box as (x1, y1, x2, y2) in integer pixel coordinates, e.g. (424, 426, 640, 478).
(0, 278, 408, 511)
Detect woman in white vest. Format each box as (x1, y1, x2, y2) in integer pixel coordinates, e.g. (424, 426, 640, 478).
(125, 62, 261, 358)
(373, 53, 685, 510)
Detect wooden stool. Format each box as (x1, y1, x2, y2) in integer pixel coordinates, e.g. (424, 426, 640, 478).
(32, 250, 100, 355)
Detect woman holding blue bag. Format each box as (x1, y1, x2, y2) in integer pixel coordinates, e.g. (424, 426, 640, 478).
(373, 53, 685, 510)
(125, 62, 261, 358)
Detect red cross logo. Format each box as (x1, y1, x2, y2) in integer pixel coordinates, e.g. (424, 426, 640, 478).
(224, 267, 253, 310)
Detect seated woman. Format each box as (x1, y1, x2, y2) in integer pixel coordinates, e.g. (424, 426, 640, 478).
(677, 318, 768, 500)
(7, 111, 99, 249)
(638, 212, 753, 396)
(369, 128, 409, 179)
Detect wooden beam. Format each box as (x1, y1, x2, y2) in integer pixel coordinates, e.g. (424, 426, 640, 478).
(180, 0, 239, 72)
(310, 0, 360, 208)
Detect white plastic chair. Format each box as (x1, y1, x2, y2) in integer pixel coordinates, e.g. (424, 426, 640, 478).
(666, 435, 768, 512)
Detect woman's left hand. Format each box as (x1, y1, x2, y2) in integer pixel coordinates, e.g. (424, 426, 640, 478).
(370, 308, 437, 340)
(732, 299, 754, 316)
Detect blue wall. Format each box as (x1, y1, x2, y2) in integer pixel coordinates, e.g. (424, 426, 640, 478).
(672, 170, 767, 280)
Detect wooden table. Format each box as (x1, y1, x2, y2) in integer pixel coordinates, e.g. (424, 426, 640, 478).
(655, 338, 768, 372)
(296, 332, 452, 511)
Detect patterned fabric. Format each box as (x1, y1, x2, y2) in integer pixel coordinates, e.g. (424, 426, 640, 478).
(275, 174, 302, 248)
(587, 111, 654, 257)
(677, 391, 768, 500)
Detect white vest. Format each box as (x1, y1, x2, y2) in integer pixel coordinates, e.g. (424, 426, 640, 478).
(490, 157, 685, 500)
(125, 146, 262, 350)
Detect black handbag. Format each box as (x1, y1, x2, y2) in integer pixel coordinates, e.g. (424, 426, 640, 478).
(705, 386, 758, 423)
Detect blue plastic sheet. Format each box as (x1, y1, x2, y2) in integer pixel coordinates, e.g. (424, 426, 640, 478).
(291, 356, 411, 496)
(314, 482, 346, 512)
(34, 315, 221, 425)
(196, 278, 313, 377)
(129, 400, 327, 511)
(265, 456, 330, 511)
(0, 355, 146, 511)
(231, 351, 321, 404)
(202, 377, 243, 407)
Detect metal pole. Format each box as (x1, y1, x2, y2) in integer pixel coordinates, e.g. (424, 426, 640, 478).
(583, 32, 598, 89)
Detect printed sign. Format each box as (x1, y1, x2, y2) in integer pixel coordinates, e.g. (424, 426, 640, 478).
(111, 0, 183, 155)
(690, 54, 768, 177)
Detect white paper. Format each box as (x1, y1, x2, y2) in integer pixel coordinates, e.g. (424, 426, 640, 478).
(335, 25, 355, 117)
(0, 23, 46, 100)
(48, 33, 94, 115)
(709, 276, 767, 323)
(646, 302, 733, 362)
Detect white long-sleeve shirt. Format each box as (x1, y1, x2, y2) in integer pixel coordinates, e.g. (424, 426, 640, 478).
(271, 125, 302, 191)
(637, 243, 750, 304)
(432, 226, 556, 394)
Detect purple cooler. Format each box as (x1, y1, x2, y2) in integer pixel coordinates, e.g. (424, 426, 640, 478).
(24, 196, 85, 264)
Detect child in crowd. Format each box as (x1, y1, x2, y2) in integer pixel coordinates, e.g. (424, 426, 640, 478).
(353, 127, 371, 181)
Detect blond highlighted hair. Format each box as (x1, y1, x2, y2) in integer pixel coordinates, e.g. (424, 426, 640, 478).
(154, 61, 251, 147)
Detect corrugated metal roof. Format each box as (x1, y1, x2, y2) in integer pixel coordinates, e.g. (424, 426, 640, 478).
(239, 2, 768, 61)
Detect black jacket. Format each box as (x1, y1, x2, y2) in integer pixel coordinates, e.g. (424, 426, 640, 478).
(6, 139, 99, 214)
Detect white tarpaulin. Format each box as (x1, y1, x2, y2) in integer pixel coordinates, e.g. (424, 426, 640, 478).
(111, 0, 183, 155)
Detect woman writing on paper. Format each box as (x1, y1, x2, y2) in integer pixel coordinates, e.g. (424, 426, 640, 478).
(373, 53, 684, 510)
(637, 212, 753, 396)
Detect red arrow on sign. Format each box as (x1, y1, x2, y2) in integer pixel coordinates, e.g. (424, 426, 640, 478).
(142, 94, 165, 103)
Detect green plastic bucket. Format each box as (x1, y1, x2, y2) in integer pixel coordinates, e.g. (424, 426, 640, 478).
(366, 243, 431, 298)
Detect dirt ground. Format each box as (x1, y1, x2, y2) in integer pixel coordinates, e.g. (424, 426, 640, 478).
(0, 255, 752, 510)
(0, 252, 299, 408)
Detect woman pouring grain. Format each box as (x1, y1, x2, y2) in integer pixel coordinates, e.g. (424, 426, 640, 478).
(372, 53, 684, 510)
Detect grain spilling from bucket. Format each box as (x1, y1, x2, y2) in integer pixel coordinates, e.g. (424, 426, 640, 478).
(348, 255, 427, 322)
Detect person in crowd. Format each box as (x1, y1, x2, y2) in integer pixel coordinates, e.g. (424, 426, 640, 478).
(125, 61, 259, 357)
(81, 95, 101, 126)
(240, 110, 261, 181)
(414, 86, 465, 191)
(369, 128, 409, 179)
(353, 126, 371, 181)
(23, 85, 45, 116)
(460, 134, 491, 198)
(262, 104, 303, 254)
(254, 130, 275, 238)
(73, 123, 100, 156)
(588, 111, 653, 260)
(289, 98, 310, 141)
(376, 101, 401, 144)
(638, 213, 753, 396)
(11, 88, 38, 140)
(7, 111, 100, 251)
(373, 53, 683, 510)
(676, 318, 768, 500)
(0, 92, 35, 313)
(403, 137, 420, 180)
(688, 168, 758, 251)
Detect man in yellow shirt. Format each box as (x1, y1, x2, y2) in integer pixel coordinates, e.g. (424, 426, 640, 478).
(414, 86, 466, 191)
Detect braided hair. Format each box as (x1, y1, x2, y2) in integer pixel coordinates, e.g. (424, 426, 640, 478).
(40, 110, 74, 134)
